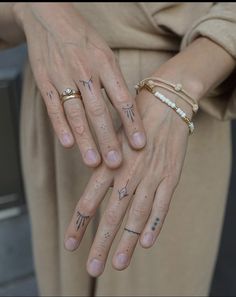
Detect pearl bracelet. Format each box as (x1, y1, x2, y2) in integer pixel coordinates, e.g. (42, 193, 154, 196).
(154, 90, 194, 134)
(138, 82, 194, 134)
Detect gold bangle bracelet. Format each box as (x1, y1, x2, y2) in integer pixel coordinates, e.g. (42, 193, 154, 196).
(135, 77, 199, 113)
(141, 82, 194, 134)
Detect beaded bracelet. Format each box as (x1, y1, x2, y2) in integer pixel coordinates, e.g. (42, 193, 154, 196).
(137, 81, 194, 134)
(135, 77, 199, 113)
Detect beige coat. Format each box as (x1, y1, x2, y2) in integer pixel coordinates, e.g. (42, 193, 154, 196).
(10, 2, 236, 296)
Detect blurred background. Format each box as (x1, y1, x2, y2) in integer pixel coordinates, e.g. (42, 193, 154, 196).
(0, 44, 235, 297)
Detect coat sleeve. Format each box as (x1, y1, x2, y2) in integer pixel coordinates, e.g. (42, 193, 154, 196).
(181, 3, 236, 121)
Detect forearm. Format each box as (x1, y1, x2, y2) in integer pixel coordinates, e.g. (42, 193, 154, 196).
(153, 37, 236, 102)
(0, 3, 25, 46)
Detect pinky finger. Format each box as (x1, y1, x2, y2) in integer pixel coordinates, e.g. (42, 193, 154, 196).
(139, 178, 177, 249)
(40, 81, 75, 147)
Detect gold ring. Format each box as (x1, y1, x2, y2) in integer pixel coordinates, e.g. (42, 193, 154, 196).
(61, 94, 82, 105)
(60, 88, 82, 105)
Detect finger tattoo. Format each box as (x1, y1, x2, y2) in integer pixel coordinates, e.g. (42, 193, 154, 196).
(124, 227, 141, 236)
(46, 90, 53, 100)
(118, 180, 129, 200)
(79, 76, 93, 92)
(76, 211, 90, 231)
(151, 217, 160, 231)
(122, 104, 135, 122)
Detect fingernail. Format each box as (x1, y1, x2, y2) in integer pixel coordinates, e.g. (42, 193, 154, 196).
(65, 237, 78, 251)
(132, 132, 146, 148)
(85, 149, 98, 164)
(62, 133, 72, 146)
(107, 150, 120, 164)
(143, 233, 154, 246)
(116, 253, 129, 267)
(88, 259, 104, 276)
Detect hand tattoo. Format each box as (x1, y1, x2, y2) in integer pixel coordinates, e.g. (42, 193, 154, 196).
(124, 227, 141, 236)
(79, 76, 93, 92)
(76, 211, 89, 231)
(122, 104, 135, 122)
(151, 217, 160, 231)
(118, 180, 129, 200)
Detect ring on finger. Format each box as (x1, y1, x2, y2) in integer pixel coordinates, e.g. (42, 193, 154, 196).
(60, 88, 82, 105)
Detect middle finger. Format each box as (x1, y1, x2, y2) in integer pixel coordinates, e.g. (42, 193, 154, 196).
(86, 171, 141, 277)
(76, 75, 122, 169)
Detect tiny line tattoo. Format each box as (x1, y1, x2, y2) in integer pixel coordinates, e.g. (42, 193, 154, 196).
(76, 211, 89, 231)
(122, 104, 135, 122)
(79, 76, 93, 92)
(151, 217, 160, 231)
(124, 228, 141, 236)
(118, 180, 129, 200)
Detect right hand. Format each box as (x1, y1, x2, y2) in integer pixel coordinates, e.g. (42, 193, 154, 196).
(13, 2, 146, 168)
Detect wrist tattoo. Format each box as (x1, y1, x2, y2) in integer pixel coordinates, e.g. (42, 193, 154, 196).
(122, 104, 135, 122)
(76, 211, 90, 231)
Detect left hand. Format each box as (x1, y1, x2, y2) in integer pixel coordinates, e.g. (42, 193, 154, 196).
(64, 82, 191, 277)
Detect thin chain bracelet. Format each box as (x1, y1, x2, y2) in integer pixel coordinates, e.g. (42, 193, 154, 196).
(135, 77, 199, 113)
(140, 82, 194, 134)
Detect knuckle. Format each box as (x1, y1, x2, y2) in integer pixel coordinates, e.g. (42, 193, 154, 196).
(47, 106, 63, 120)
(96, 48, 115, 64)
(104, 208, 120, 226)
(130, 204, 149, 219)
(88, 101, 106, 117)
(157, 199, 170, 213)
(68, 108, 81, 120)
(78, 199, 96, 217)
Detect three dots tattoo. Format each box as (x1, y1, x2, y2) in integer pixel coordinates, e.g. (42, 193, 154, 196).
(151, 217, 160, 231)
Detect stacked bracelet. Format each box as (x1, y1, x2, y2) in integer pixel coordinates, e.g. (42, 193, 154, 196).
(136, 80, 194, 134)
(135, 77, 199, 113)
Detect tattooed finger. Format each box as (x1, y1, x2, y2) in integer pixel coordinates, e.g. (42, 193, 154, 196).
(140, 178, 176, 248)
(64, 167, 113, 251)
(86, 176, 140, 277)
(112, 183, 155, 270)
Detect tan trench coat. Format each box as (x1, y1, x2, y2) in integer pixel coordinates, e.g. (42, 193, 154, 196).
(3, 2, 236, 296)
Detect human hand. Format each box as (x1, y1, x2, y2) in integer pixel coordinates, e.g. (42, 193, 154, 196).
(13, 2, 146, 168)
(64, 82, 191, 276)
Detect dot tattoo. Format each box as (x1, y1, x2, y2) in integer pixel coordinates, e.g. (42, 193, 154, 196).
(151, 217, 160, 231)
(104, 232, 110, 239)
(79, 76, 93, 92)
(118, 180, 129, 200)
(46, 90, 53, 100)
(76, 211, 89, 231)
(124, 227, 141, 236)
(122, 104, 135, 122)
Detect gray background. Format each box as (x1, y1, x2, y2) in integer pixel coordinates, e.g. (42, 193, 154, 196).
(0, 44, 235, 296)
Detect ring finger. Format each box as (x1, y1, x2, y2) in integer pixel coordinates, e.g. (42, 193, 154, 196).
(57, 81, 101, 167)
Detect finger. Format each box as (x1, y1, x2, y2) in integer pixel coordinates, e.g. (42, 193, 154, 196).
(63, 97, 101, 167)
(112, 181, 156, 270)
(55, 80, 101, 167)
(86, 174, 140, 277)
(100, 61, 146, 150)
(140, 177, 177, 248)
(64, 166, 113, 251)
(76, 75, 122, 169)
(38, 80, 75, 148)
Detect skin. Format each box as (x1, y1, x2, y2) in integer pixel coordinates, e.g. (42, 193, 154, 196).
(64, 38, 236, 277)
(11, 3, 147, 169)
(0, 2, 235, 279)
